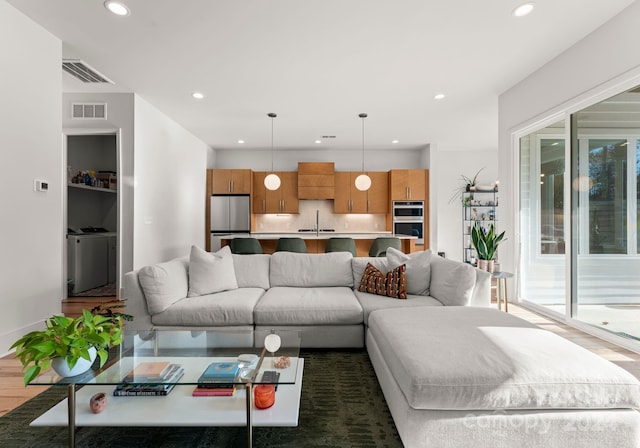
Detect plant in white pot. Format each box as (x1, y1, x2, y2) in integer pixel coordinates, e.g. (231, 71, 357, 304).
(471, 222, 506, 272)
(10, 305, 129, 385)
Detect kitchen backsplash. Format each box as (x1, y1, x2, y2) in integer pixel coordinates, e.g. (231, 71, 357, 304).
(255, 200, 387, 233)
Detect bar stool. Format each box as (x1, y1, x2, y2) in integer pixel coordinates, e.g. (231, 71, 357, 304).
(368, 237, 402, 257)
(492, 271, 514, 312)
(275, 237, 308, 253)
(325, 237, 357, 257)
(230, 238, 263, 255)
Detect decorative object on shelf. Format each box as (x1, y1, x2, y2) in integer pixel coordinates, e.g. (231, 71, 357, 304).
(355, 113, 372, 191)
(264, 113, 281, 191)
(254, 384, 276, 409)
(274, 356, 291, 369)
(89, 392, 107, 414)
(471, 222, 506, 272)
(448, 167, 485, 204)
(10, 303, 131, 385)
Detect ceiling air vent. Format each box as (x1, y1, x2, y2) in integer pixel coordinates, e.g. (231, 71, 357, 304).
(71, 103, 107, 120)
(62, 59, 113, 83)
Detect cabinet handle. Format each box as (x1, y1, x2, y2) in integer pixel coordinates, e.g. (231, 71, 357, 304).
(263, 199, 266, 212)
(231, 180, 234, 192)
(408, 187, 412, 199)
(367, 199, 370, 212)
(228, 180, 232, 193)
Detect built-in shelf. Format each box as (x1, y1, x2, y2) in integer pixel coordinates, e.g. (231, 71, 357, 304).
(68, 183, 117, 194)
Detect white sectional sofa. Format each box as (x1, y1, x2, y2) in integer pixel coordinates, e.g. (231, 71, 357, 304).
(123, 246, 491, 347)
(122, 245, 640, 447)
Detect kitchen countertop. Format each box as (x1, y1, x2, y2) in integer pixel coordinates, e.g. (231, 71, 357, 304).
(221, 232, 417, 240)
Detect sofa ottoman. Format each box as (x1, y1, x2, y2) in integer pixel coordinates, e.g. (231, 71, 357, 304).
(367, 307, 640, 448)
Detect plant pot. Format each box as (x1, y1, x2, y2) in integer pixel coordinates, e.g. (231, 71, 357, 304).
(487, 260, 495, 273)
(477, 259, 488, 271)
(51, 347, 97, 377)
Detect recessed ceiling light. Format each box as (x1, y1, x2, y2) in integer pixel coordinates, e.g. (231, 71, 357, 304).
(434, 93, 445, 100)
(314, 140, 322, 144)
(512, 3, 535, 17)
(192, 92, 204, 100)
(392, 140, 399, 144)
(237, 140, 245, 144)
(104, 1, 130, 16)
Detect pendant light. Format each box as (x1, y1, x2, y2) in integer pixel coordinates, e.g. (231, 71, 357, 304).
(264, 113, 281, 191)
(355, 113, 372, 191)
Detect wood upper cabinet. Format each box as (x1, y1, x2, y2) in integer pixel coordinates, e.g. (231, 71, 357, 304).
(252, 171, 299, 214)
(211, 169, 251, 194)
(334, 171, 388, 214)
(390, 169, 426, 201)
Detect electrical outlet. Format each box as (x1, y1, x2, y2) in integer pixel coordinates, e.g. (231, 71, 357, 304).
(33, 180, 49, 192)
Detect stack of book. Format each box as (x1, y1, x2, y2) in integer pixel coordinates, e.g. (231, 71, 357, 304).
(114, 361, 184, 396)
(192, 361, 241, 397)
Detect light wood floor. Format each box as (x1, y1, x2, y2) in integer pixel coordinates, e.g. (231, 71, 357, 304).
(2, 301, 640, 418)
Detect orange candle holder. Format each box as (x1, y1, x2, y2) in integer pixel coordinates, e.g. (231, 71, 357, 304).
(254, 384, 275, 409)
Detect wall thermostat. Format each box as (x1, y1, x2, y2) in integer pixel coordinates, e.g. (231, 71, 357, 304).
(34, 180, 49, 192)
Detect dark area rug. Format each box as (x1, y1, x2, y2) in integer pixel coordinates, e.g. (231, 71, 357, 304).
(0, 350, 402, 448)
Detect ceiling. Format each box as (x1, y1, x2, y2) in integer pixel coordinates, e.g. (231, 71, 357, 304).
(7, 0, 636, 152)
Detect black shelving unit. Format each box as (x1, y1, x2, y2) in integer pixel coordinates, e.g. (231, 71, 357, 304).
(462, 190, 498, 265)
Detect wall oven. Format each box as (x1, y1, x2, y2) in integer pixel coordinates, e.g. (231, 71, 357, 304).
(393, 201, 424, 245)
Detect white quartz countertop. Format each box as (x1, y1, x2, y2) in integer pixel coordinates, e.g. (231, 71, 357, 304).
(220, 232, 417, 240)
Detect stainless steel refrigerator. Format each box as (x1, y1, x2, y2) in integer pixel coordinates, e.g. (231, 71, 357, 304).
(210, 195, 251, 250)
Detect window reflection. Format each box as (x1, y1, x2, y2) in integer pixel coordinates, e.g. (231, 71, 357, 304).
(540, 139, 565, 254)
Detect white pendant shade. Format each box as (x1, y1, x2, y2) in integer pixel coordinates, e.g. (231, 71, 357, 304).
(264, 173, 281, 190)
(355, 173, 371, 191)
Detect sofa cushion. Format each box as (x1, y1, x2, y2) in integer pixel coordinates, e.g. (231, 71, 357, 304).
(368, 307, 640, 411)
(138, 257, 189, 315)
(358, 263, 407, 299)
(428, 255, 476, 306)
(352, 257, 389, 287)
(354, 290, 443, 325)
(151, 287, 265, 326)
(386, 247, 432, 296)
(187, 245, 238, 297)
(232, 254, 270, 289)
(270, 252, 353, 288)
(254, 286, 363, 325)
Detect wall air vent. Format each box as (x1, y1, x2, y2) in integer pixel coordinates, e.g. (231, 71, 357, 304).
(71, 103, 107, 120)
(62, 59, 113, 83)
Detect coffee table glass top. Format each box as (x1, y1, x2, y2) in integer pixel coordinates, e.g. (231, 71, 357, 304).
(29, 329, 301, 387)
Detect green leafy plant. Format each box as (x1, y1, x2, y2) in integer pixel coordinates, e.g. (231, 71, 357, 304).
(448, 167, 485, 204)
(10, 305, 129, 385)
(471, 222, 506, 261)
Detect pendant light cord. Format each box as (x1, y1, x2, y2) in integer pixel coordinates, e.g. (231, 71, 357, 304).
(360, 113, 367, 172)
(268, 112, 277, 172)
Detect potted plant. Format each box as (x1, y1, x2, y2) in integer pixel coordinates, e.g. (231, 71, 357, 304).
(10, 304, 131, 385)
(448, 168, 485, 204)
(471, 222, 506, 272)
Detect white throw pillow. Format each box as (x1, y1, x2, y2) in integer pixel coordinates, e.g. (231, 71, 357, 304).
(138, 257, 189, 315)
(187, 245, 238, 297)
(386, 247, 432, 295)
(429, 255, 476, 306)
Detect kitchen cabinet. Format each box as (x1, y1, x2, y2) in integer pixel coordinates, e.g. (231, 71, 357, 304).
(253, 171, 299, 214)
(211, 169, 251, 194)
(390, 169, 426, 201)
(334, 172, 388, 214)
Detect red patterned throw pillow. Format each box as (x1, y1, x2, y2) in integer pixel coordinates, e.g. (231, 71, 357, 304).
(358, 263, 407, 299)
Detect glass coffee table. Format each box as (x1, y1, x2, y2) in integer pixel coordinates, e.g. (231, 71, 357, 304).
(29, 329, 302, 448)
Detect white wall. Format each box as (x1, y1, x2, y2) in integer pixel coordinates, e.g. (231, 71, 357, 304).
(433, 149, 498, 261)
(498, 2, 640, 281)
(0, 0, 62, 353)
(212, 147, 428, 171)
(133, 96, 209, 267)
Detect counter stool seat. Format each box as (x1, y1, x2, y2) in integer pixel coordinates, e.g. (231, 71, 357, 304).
(275, 237, 308, 253)
(368, 237, 401, 257)
(230, 238, 263, 254)
(325, 237, 357, 257)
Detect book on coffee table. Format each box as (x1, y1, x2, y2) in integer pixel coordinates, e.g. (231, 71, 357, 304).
(197, 361, 240, 386)
(114, 364, 184, 396)
(123, 361, 173, 383)
(192, 385, 237, 397)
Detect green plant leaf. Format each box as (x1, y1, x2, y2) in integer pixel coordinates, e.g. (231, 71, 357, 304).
(23, 365, 41, 386)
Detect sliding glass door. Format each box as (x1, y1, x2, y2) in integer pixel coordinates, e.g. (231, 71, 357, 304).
(519, 120, 567, 314)
(519, 86, 640, 346)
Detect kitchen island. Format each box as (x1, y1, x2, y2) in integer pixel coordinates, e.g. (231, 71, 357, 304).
(220, 232, 419, 255)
